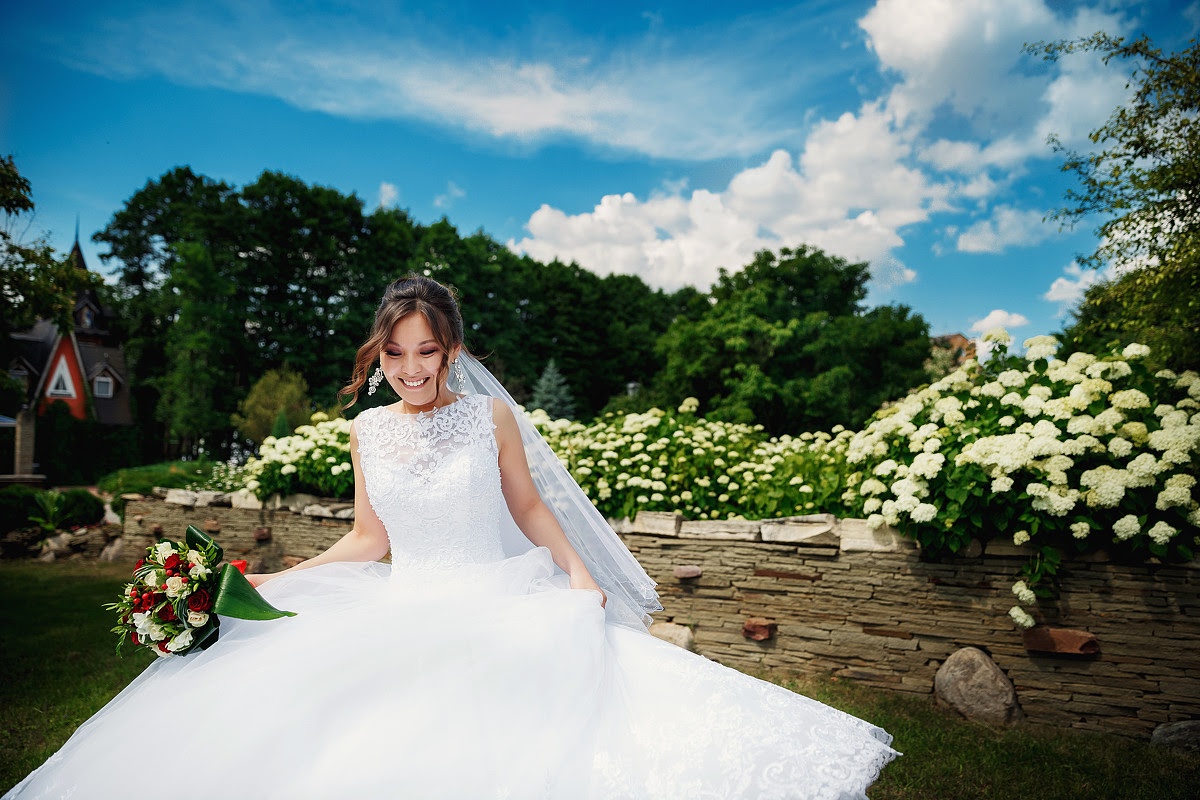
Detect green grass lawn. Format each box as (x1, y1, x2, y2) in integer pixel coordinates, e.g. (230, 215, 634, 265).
(2, 560, 1197, 797)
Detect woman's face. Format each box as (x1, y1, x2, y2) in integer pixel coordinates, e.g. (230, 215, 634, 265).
(380, 313, 459, 409)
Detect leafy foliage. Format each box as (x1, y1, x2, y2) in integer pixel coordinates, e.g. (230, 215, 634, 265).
(1029, 33, 1200, 372)
(231, 367, 311, 444)
(655, 247, 930, 433)
(1, 156, 99, 369)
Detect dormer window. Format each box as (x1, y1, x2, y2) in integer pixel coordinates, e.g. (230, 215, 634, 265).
(94, 375, 114, 399)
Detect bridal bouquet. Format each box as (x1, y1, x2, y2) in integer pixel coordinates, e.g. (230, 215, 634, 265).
(107, 525, 295, 657)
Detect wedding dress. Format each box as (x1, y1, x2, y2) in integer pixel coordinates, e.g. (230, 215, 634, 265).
(4, 393, 897, 799)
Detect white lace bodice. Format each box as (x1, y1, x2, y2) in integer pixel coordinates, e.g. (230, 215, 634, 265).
(355, 394, 508, 570)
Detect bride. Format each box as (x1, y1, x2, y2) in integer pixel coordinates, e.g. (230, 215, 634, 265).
(4, 275, 897, 799)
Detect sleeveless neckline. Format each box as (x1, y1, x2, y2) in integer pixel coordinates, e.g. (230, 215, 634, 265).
(380, 394, 471, 420)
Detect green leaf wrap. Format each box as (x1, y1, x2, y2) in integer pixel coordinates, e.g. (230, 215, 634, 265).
(185, 525, 224, 562)
(212, 563, 297, 620)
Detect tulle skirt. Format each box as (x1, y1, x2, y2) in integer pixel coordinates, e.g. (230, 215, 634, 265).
(4, 549, 897, 799)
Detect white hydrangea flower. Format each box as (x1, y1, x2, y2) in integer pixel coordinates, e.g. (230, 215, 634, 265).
(1123, 343, 1151, 359)
(1066, 352, 1097, 370)
(1021, 395, 1045, 417)
(1126, 452, 1162, 479)
(1012, 580, 1037, 605)
(859, 478, 888, 496)
(1000, 392, 1024, 407)
(866, 513, 886, 530)
(999, 415, 1016, 427)
(1023, 335, 1059, 361)
(1080, 465, 1128, 507)
(982, 327, 1012, 345)
(1047, 365, 1085, 385)
(910, 452, 946, 479)
(998, 369, 1027, 388)
(1025, 482, 1050, 498)
(1013, 530, 1030, 545)
(1092, 407, 1125, 434)
(923, 437, 942, 453)
(1113, 514, 1140, 540)
(1155, 369, 1178, 380)
(991, 476, 1014, 493)
(874, 459, 899, 476)
(1032, 487, 1079, 516)
(910, 503, 939, 523)
(1009, 606, 1036, 629)
(862, 497, 883, 514)
(979, 381, 1006, 398)
(1107, 436, 1134, 458)
(1111, 389, 1151, 410)
(1070, 521, 1090, 539)
(1148, 521, 1178, 545)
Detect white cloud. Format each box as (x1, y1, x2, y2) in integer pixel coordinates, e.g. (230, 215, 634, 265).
(863, 0, 1130, 175)
(433, 182, 465, 210)
(377, 182, 399, 209)
(956, 206, 1056, 253)
(511, 106, 946, 291)
(52, 2, 837, 161)
(970, 308, 1030, 333)
(1044, 261, 1100, 310)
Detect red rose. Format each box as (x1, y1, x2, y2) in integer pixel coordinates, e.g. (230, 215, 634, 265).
(158, 642, 170, 653)
(158, 604, 177, 621)
(134, 558, 145, 571)
(230, 559, 248, 574)
(130, 631, 139, 646)
(188, 589, 212, 612)
(164, 554, 181, 571)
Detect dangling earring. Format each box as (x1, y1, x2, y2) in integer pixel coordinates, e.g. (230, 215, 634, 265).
(452, 360, 466, 393)
(367, 365, 384, 396)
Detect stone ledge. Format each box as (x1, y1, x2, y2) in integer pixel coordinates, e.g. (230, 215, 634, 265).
(679, 519, 760, 541)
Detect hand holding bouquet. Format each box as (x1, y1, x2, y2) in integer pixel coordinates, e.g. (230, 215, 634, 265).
(107, 525, 295, 657)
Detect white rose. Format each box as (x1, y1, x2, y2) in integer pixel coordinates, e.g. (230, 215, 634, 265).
(187, 610, 210, 627)
(155, 541, 176, 560)
(166, 628, 194, 653)
(164, 575, 186, 598)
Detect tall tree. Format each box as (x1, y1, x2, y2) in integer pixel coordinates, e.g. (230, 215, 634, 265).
(655, 246, 929, 433)
(1030, 33, 1200, 369)
(1, 156, 96, 371)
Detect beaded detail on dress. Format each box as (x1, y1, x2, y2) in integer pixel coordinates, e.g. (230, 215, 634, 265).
(355, 394, 507, 570)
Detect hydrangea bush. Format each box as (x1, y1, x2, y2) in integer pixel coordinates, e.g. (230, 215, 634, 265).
(240, 412, 354, 500)
(842, 332, 1199, 628)
(528, 401, 857, 523)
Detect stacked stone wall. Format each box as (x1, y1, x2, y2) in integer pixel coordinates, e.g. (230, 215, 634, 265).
(121, 495, 1200, 739)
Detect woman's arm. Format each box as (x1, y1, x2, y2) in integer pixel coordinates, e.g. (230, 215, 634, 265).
(247, 419, 390, 587)
(493, 399, 606, 605)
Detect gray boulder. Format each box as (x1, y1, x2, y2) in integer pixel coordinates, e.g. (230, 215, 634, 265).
(935, 646, 1023, 726)
(1152, 720, 1200, 752)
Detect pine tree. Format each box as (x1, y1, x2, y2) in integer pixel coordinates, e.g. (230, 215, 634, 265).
(531, 359, 576, 420)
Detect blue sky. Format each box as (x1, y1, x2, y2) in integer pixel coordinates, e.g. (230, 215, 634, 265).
(2, 0, 1194, 344)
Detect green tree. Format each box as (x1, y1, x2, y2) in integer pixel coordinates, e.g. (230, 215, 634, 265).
(1, 155, 97, 370)
(1029, 33, 1200, 370)
(655, 246, 930, 433)
(233, 367, 312, 444)
(531, 359, 576, 420)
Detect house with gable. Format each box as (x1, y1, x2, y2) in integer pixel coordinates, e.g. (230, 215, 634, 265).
(5, 239, 132, 478)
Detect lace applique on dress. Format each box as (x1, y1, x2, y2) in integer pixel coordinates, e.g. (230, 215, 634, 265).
(355, 394, 507, 570)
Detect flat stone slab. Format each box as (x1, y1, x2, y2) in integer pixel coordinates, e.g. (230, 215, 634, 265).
(164, 489, 198, 507)
(629, 511, 682, 537)
(229, 490, 263, 510)
(837, 518, 916, 552)
(761, 513, 839, 546)
(679, 519, 760, 541)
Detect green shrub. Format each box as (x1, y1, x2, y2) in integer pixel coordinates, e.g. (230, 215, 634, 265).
(59, 488, 105, 527)
(0, 485, 41, 534)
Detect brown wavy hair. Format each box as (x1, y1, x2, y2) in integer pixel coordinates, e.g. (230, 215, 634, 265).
(339, 274, 467, 409)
